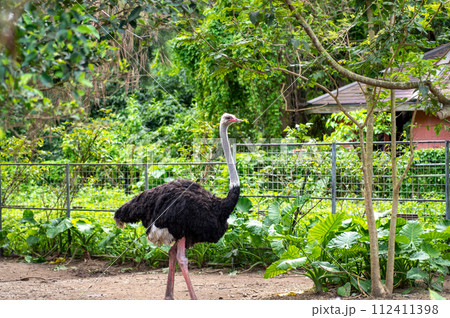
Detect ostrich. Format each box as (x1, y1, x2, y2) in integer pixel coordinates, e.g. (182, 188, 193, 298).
(114, 113, 242, 300)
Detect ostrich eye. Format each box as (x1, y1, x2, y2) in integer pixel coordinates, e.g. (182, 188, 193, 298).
(225, 116, 231, 120)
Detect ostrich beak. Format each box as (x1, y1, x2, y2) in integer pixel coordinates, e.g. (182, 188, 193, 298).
(230, 117, 243, 123)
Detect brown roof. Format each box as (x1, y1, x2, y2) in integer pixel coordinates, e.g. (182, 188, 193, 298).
(306, 43, 450, 113)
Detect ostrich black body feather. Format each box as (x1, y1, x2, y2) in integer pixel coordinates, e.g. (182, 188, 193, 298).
(114, 179, 240, 248)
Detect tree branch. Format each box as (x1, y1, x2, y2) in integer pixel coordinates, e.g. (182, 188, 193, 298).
(272, 66, 363, 129)
(282, 0, 450, 107)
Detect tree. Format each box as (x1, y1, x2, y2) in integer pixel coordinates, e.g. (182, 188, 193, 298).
(0, 0, 180, 141)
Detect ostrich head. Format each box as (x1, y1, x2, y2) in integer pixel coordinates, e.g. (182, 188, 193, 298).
(220, 113, 242, 127)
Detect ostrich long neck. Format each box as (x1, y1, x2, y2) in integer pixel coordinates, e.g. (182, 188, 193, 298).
(220, 123, 239, 189)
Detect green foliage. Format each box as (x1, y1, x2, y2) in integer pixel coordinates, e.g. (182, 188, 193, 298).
(308, 213, 349, 245)
(0, 136, 43, 162)
(429, 289, 447, 300)
(398, 220, 450, 291)
(0, 1, 116, 134)
(217, 197, 276, 267)
(324, 111, 391, 142)
(56, 117, 119, 163)
(1, 175, 448, 295)
(265, 208, 450, 294)
(172, 1, 286, 138)
(337, 282, 352, 297)
(283, 123, 314, 143)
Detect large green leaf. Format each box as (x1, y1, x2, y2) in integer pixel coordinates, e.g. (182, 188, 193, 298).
(264, 261, 287, 278)
(313, 261, 340, 273)
(76, 24, 99, 39)
(435, 222, 450, 232)
(236, 197, 252, 213)
(328, 231, 361, 249)
(406, 267, 427, 280)
(46, 218, 73, 239)
(421, 242, 440, 258)
(351, 216, 368, 230)
(74, 220, 95, 235)
(337, 282, 351, 297)
(264, 245, 301, 279)
(433, 258, 450, 266)
(293, 194, 310, 207)
(399, 221, 423, 251)
(270, 239, 285, 257)
(308, 213, 347, 244)
(420, 230, 450, 240)
(350, 276, 371, 294)
(429, 290, 446, 300)
(377, 229, 389, 238)
(21, 209, 37, 224)
(244, 220, 264, 236)
(281, 204, 294, 218)
(26, 235, 39, 247)
(409, 251, 430, 261)
(276, 257, 307, 270)
(395, 235, 409, 244)
(267, 201, 281, 224)
(150, 168, 165, 178)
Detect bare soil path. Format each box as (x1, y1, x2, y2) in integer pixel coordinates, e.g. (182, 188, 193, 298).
(0, 257, 448, 300)
(0, 257, 312, 300)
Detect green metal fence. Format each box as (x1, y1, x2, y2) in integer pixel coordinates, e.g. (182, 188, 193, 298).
(0, 141, 449, 233)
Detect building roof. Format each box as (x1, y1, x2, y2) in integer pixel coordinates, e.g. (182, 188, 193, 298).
(306, 43, 450, 113)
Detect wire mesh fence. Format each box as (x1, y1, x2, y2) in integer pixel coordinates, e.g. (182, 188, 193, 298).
(0, 141, 449, 224)
(237, 141, 448, 201)
(0, 162, 228, 215)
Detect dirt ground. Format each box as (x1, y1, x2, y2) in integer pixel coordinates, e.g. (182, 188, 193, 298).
(0, 257, 449, 300)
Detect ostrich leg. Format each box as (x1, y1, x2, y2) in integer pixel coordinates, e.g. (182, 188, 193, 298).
(176, 237, 198, 300)
(164, 243, 177, 300)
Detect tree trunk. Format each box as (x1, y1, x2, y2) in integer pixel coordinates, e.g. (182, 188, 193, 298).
(362, 94, 388, 298)
(366, 1, 375, 41)
(386, 91, 417, 294)
(386, 90, 398, 295)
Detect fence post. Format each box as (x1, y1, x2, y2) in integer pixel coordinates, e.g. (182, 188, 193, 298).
(145, 163, 149, 190)
(0, 165, 3, 257)
(446, 141, 449, 220)
(331, 143, 337, 214)
(65, 164, 71, 218)
(65, 164, 72, 252)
